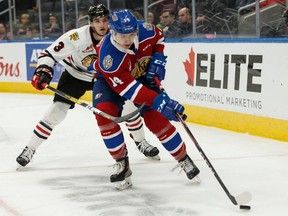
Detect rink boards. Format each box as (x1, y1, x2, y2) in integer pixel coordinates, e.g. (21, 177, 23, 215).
(0, 39, 287, 141)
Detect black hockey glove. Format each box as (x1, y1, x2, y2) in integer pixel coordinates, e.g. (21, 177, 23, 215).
(31, 65, 53, 90)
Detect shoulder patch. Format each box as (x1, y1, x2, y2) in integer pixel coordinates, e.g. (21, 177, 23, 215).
(81, 54, 97, 67)
(132, 57, 150, 79)
(69, 32, 79, 41)
(143, 22, 153, 31)
(103, 55, 113, 70)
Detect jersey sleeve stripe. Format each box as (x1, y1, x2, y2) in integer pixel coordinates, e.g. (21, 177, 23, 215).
(129, 85, 142, 101)
(119, 80, 141, 100)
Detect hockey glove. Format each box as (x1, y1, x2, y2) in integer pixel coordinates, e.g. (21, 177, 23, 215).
(152, 93, 187, 122)
(31, 65, 53, 90)
(146, 53, 167, 83)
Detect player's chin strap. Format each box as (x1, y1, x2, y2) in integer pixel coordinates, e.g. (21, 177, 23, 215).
(42, 84, 144, 123)
(154, 77, 252, 207)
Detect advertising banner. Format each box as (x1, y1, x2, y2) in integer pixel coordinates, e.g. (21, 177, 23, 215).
(1, 40, 288, 141)
(165, 42, 288, 120)
(25, 43, 62, 82)
(0, 43, 26, 82)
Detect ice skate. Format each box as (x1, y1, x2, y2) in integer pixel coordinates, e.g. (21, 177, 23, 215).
(16, 146, 35, 168)
(134, 139, 160, 160)
(110, 156, 132, 190)
(178, 155, 200, 180)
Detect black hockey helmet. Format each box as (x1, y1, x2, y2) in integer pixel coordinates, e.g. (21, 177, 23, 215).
(88, 4, 109, 21)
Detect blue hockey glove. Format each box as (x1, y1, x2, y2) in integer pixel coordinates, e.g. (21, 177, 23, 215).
(146, 53, 167, 83)
(152, 93, 187, 121)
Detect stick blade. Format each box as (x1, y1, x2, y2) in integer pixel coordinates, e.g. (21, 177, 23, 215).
(109, 103, 145, 123)
(235, 192, 252, 205)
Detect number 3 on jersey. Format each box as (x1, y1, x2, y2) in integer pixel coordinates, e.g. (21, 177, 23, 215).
(109, 76, 124, 87)
(54, 41, 64, 52)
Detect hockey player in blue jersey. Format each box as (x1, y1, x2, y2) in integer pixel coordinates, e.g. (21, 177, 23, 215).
(91, 9, 200, 189)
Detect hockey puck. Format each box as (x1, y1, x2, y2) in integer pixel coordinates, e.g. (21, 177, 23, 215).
(239, 205, 251, 210)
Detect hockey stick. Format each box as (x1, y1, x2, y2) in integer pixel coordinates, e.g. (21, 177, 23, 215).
(154, 78, 252, 206)
(43, 84, 144, 123)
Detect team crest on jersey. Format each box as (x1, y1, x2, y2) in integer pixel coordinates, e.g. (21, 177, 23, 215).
(132, 57, 150, 78)
(81, 54, 97, 67)
(103, 55, 113, 69)
(143, 22, 153, 31)
(69, 32, 79, 41)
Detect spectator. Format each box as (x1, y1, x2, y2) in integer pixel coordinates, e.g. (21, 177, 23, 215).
(26, 23, 40, 39)
(161, 10, 181, 38)
(15, 13, 32, 37)
(156, 14, 165, 30)
(44, 13, 62, 38)
(0, 22, 10, 40)
(147, 11, 155, 24)
(147, 10, 159, 25)
(32, 24, 40, 38)
(178, 7, 193, 36)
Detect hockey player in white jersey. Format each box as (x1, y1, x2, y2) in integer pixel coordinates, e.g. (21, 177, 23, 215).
(16, 4, 160, 168)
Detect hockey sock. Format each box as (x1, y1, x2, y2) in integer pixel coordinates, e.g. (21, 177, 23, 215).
(96, 102, 127, 160)
(27, 102, 70, 150)
(123, 100, 145, 142)
(125, 113, 145, 142)
(143, 110, 187, 161)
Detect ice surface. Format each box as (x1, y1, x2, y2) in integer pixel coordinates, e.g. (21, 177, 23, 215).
(0, 93, 288, 216)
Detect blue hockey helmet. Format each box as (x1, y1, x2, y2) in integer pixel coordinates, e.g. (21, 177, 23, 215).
(109, 10, 137, 34)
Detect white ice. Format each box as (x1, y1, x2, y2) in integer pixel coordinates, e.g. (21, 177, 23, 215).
(0, 93, 288, 216)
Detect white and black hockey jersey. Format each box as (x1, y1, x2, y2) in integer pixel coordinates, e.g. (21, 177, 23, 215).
(37, 25, 99, 82)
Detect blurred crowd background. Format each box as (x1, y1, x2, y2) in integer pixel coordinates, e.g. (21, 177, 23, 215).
(1, 0, 288, 41)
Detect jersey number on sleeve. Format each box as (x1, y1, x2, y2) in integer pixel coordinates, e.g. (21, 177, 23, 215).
(109, 76, 124, 87)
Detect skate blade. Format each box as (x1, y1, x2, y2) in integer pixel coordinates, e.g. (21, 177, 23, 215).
(193, 176, 201, 184)
(114, 176, 132, 190)
(16, 163, 25, 171)
(147, 154, 160, 160)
